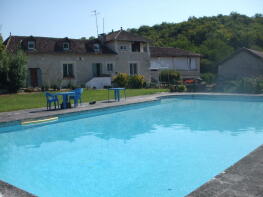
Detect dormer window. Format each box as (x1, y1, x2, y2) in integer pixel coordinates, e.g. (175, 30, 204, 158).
(63, 42, 69, 50)
(120, 45, 127, 51)
(131, 42, 140, 52)
(28, 41, 35, 50)
(93, 43, 100, 52)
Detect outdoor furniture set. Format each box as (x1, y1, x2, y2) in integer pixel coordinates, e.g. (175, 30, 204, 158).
(45, 88, 126, 110)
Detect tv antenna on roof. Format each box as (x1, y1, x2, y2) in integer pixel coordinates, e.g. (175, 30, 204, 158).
(102, 17, 105, 34)
(91, 10, 100, 37)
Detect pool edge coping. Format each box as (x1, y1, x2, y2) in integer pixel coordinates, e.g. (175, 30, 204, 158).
(186, 144, 263, 197)
(0, 180, 36, 197)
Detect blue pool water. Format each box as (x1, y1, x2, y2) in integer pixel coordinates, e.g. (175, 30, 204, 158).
(1, 96, 263, 197)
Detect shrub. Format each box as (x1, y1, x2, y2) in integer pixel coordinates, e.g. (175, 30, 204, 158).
(169, 84, 187, 92)
(201, 73, 216, 84)
(128, 74, 145, 88)
(177, 84, 187, 92)
(222, 77, 263, 94)
(41, 84, 50, 91)
(255, 79, 263, 93)
(51, 84, 60, 90)
(159, 70, 181, 84)
(112, 73, 129, 87)
(66, 80, 76, 90)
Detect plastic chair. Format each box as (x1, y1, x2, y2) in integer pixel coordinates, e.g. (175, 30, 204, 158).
(69, 88, 83, 106)
(45, 92, 59, 110)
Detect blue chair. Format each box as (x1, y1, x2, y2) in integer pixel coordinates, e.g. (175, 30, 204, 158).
(45, 92, 59, 110)
(69, 88, 83, 106)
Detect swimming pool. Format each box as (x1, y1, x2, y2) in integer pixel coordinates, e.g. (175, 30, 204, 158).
(1, 95, 263, 197)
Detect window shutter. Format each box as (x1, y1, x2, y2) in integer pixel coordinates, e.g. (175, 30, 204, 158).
(68, 64, 73, 77)
(63, 64, 67, 77)
(134, 64, 137, 74)
(130, 64, 133, 75)
(92, 63, 97, 76)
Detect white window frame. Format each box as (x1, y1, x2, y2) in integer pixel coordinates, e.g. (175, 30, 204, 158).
(106, 62, 114, 73)
(28, 41, 35, 50)
(63, 42, 70, 50)
(129, 61, 139, 75)
(62, 62, 75, 79)
(120, 45, 128, 51)
(187, 57, 191, 70)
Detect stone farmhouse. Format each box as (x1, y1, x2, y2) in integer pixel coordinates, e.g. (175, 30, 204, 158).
(218, 48, 263, 81)
(4, 29, 201, 88)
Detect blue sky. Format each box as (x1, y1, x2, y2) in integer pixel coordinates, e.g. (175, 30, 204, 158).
(0, 0, 262, 40)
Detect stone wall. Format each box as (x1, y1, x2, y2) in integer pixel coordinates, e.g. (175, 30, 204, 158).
(218, 51, 263, 80)
(26, 49, 151, 87)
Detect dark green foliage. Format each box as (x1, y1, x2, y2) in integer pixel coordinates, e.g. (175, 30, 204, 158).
(0, 40, 9, 90)
(113, 73, 146, 88)
(177, 85, 187, 92)
(112, 73, 129, 87)
(0, 39, 27, 93)
(7, 50, 27, 92)
(159, 70, 181, 84)
(129, 13, 263, 73)
(220, 77, 263, 94)
(128, 75, 145, 88)
(169, 84, 187, 92)
(201, 73, 216, 84)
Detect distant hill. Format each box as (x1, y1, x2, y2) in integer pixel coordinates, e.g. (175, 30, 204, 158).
(128, 12, 263, 73)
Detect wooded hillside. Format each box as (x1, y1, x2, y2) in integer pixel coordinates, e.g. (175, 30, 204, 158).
(129, 13, 263, 73)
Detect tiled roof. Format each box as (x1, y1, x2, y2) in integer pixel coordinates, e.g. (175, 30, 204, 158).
(105, 30, 150, 43)
(4, 36, 117, 55)
(150, 47, 201, 57)
(218, 47, 263, 66)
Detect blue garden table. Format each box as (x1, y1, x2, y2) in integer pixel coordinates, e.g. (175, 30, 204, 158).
(54, 91, 76, 109)
(108, 88, 126, 102)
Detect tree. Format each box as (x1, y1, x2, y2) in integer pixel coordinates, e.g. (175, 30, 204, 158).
(129, 13, 263, 73)
(0, 39, 9, 90)
(7, 50, 27, 92)
(0, 39, 27, 93)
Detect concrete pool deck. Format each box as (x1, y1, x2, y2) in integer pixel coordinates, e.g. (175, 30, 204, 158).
(0, 92, 263, 196)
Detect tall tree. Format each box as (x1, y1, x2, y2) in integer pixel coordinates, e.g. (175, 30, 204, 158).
(129, 13, 263, 73)
(0, 39, 27, 93)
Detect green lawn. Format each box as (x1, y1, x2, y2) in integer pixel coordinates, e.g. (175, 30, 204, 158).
(0, 89, 168, 112)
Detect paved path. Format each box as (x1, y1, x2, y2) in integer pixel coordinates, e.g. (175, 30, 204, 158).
(0, 92, 166, 123)
(1, 92, 263, 124)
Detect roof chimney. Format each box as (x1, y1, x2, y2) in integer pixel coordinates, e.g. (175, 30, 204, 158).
(120, 27, 123, 30)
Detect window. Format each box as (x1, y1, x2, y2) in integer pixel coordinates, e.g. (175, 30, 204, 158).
(93, 43, 100, 52)
(131, 42, 140, 52)
(28, 41, 35, 50)
(130, 63, 138, 75)
(107, 63, 113, 72)
(143, 44, 148, 52)
(120, 45, 127, 51)
(63, 63, 74, 78)
(63, 42, 69, 50)
(187, 57, 192, 70)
